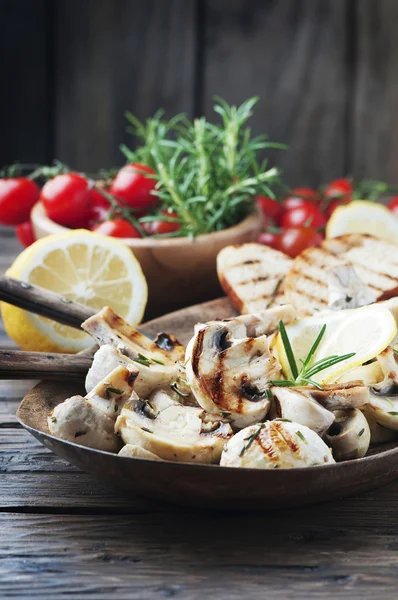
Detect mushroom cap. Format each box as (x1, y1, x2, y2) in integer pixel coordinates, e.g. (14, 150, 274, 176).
(361, 407, 398, 444)
(271, 386, 335, 434)
(86, 364, 138, 419)
(324, 409, 370, 461)
(115, 390, 233, 463)
(220, 421, 335, 469)
(185, 322, 279, 428)
(366, 391, 398, 431)
(48, 395, 120, 452)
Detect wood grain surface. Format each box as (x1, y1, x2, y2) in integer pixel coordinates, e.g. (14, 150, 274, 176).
(3, 234, 398, 598)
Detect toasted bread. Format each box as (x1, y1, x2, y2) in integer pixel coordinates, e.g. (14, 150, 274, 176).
(217, 243, 292, 313)
(284, 234, 398, 316)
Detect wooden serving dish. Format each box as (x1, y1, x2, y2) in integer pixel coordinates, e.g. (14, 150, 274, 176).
(6, 281, 398, 510)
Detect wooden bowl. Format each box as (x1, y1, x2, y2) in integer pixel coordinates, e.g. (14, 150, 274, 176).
(17, 297, 398, 510)
(31, 202, 261, 318)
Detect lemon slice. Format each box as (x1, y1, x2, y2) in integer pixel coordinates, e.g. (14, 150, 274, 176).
(326, 200, 398, 243)
(2, 230, 147, 353)
(276, 304, 397, 384)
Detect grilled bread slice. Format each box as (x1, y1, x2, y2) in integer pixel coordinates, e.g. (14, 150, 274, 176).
(217, 243, 293, 313)
(284, 234, 398, 316)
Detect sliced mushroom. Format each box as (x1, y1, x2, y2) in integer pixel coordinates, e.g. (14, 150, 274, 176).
(118, 444, 163, 460)
(220, 420, 335, 469)
(115, 389, 233, 463)
(301, 381, 369, 411)
(366, 391, 398, 431)
(185, 322, 280, 428)
(324, 409, 370, 461)
(327, 261, 378, 311)
(82, 306, 185, 363)
(373, 346, 398, 395)
(85, 343, 190, 402)
(361, 407, 398, 444)
(48, 396, 121, 452)
(270, 387, 335, 434)
(48, 365, 137, 450)
(220, 304, 297, 337)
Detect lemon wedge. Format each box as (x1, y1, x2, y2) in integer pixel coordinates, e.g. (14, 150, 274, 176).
(276, 304, 397, 384)
(2, 230, 147, 353)
(326, 200, 398, 243)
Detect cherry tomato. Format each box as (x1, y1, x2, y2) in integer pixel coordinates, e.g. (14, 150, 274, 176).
(0, 178, 40, 225)
(388, 196, 398, 216)
(92, 218, 141, 238)
(281, 202, 327, 229)
(277, 227, 323, 258)
(16, 221, 36, 248)
(325, 197, 351, 219)
(256, 196, 283, 222)
(86, 188, 112, 228)
(143, 210, 181, 235)
(324, 178, 352, 200)
(41, 173, 92, 228)
(110, 163, 157, 213)
(281, 187, 321, 214)
(257, 231, 280, 250)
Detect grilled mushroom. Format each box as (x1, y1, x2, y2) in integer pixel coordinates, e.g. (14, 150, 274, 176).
(220, 420, 335, 469)
(361, 407, 398, 444)
(301, 381, 369, 411)
(219, 304, 297, 338)
(324, 409, 370, 461)
(185, 322, 280, 428)
(366, 391, 398, 431)
(115, 389, 233, 463)
(48, 365, 137, 450)
(118, 444, 163, 460)
(270, 387, 335, 434)
(373, 346, 398, 395)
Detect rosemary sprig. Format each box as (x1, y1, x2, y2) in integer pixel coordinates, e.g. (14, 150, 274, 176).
(270, 321, 355, 390)
(239, 424, 264, 457)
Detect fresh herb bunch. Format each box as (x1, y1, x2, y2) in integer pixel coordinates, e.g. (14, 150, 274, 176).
(121, 97, 286, 237)
(270, 321, 355, 390)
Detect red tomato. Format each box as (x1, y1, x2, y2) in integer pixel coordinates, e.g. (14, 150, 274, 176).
(86, 188, 112, 228)
(257, 231, 279, 250)
(277, 227, 323, 258)
(325, 197, 351, 219)
(16, 221, 36, 247)
(281, 202, 327, 229)
(92, 218, 141, 238)
(281, 187, 321, 214)
(41, 173, 92, 228)
(388, 196, 398, 215)
(144, 210, 181, 235)
(324, 178, 352, 199)
(0, 178, 40, 225)
(256, 196, 283, 222)
(110, 163, 157, 213)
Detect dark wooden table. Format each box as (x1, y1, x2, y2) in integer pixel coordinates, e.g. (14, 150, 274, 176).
(2, 228, 398, 599)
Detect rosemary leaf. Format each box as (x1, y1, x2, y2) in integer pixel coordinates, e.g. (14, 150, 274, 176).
(278, 320, 298, 379)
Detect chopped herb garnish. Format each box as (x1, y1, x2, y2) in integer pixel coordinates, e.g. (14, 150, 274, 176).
(239, 424, 264, 457)
(220, 410, 231, 417)
(274, 418, 292, 422)
(106, 386, 123, 395)
(265, 389, 274, 399)
(114, 404, 119, 412)
(171, 382, 190, 398)
(50, 416, 57, 423)
(394, 348, 398, 357)
(269, 321, 355, 389)
(358, 428, 365, 437)
(151, 357, 165, 365)
(384, 397, 395, 409)
(141, 427, 152, 433)
(345, 295, 352, 303)
(388, 411, 398, 415)
(296, 430, 307, 444)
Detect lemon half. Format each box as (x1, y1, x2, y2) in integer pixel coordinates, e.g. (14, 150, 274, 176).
(2, 230, 147, 353)
(326, 200, 398, 243)
(276, 304, 397, 384)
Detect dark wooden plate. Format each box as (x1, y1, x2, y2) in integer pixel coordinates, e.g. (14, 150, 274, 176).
(17, 297, 398, 509)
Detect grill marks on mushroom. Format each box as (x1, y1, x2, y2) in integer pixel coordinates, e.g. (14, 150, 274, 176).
(115, 389, 233, 463)
(48, 364, 137, 451)
(185, 322, 280, 428)
(220, 421, 335, 469)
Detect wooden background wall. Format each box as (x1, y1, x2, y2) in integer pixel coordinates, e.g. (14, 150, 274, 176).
(1, 0, 397, 187)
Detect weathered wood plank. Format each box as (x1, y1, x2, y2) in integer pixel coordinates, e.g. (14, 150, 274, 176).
(352, 0, 398, 182)
(202, 0, 348, 187)
(2, 510, 398, 599)
(0, 0, 50, 166)
(55, 0, 197, 172)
